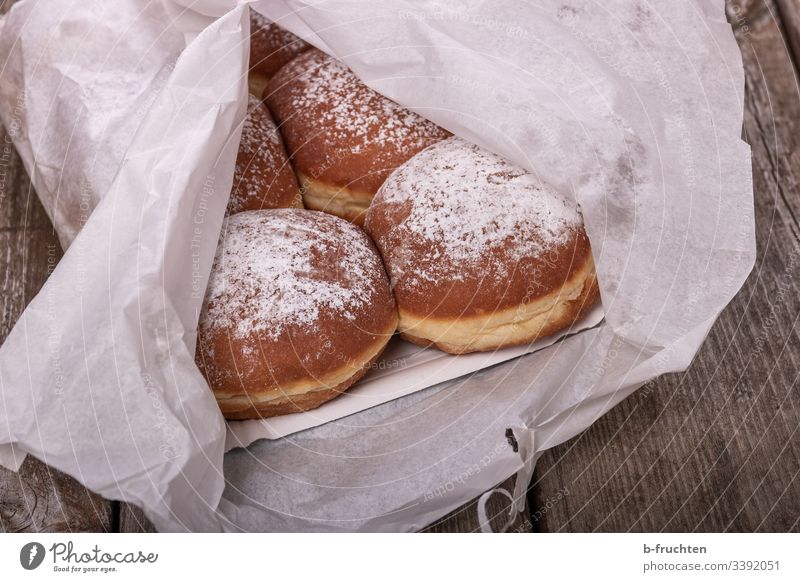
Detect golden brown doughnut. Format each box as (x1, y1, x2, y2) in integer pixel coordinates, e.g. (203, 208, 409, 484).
(228, 95, 302, 215)
(265, 49, 450, 225)
(197, 209, 398, 419)
(364, 137, 599, 354)
(248, 9, 310, 96)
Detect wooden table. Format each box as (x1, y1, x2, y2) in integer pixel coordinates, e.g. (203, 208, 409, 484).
(1, 0, 798, 533)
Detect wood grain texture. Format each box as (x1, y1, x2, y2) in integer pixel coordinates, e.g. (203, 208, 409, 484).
(775, 0, 800, 67)
(530, 0, 800, 533)
(117, 504, 157, 533)
(0, 124, 114, 533)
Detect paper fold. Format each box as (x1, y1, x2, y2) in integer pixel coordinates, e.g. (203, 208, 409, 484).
(0, 0, 250, 531)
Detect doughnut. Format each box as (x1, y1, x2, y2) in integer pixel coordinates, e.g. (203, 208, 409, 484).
(248, 9, 310, 96)
(265, 49, 450, 225)
(228, 95, 302, 215)
(197, 209, 398, 419)
(364, 137, 599, 354)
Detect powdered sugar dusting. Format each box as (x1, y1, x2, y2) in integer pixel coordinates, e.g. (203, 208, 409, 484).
(229, 95, 287, 213)
(200, 209, 384, 341)
(239, 95, 281, 160)
(367, 137, 583, 287)
(281, 49, 449, 169)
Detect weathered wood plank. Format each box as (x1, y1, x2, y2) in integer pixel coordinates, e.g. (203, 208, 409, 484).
(117, 504, 157, 533)
(775, 0, 800, 68)
(530, 0, 800, 533)
(0, 122, 114, 532)
(1, 457, 114, 532)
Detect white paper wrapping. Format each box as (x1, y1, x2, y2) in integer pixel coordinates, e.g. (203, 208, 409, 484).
(0, 0, 247, 531)
(0, 0, 754, 531)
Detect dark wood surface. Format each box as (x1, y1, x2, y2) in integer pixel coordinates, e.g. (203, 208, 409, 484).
(1, 0, 799, 533)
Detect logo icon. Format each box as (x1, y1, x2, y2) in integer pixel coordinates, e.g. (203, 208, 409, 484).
(19, 542, 46, 570)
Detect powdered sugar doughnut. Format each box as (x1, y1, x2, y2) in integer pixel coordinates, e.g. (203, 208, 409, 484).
(228, 95, 302, 215)
(265, 49, 450, 225)
(248, 9, 310, 96)
(197, 209, 398, 419)
(228, 95, 302, 214)
(364, 137, 599, 354)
